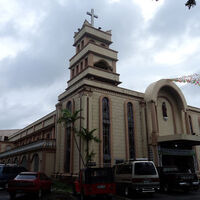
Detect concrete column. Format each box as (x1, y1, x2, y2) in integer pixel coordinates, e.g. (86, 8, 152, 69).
(55, 103, 62, 173)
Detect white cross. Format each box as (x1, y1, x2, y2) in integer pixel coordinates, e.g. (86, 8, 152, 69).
(86, 9, 98, 27)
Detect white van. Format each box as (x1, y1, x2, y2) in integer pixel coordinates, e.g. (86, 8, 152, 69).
(113, 159, 160, 196)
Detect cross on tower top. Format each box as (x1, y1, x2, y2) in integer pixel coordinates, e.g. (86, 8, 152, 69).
(86, 9, 98, 27)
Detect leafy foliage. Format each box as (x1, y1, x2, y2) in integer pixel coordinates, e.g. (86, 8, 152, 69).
(78, 128, 100, 143)
(58, 109, 100, 167)
(154, 0, 197, 9)
(77, 127, 100, 165)
(57, 109, 82, 128)
(185, 0, 196, 9)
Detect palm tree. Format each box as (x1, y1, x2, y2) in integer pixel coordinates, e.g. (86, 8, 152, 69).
(58, 109, 85, 167)
(58, 109, 100, 167)
(57, 109, 81, 129)
(77, 127, 100, 166)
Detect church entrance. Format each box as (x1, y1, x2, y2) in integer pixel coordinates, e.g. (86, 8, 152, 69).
(158, 142, 197, 172)
(162, 155, 194, 172)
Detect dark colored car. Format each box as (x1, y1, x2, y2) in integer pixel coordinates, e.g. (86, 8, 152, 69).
(7, 172, 52, 199)
(157, 166, 199, 192)
(0, 164, 27, 188)
(74, 167, 115, 200)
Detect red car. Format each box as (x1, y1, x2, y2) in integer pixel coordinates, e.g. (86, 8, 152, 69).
(74, 167, 115, 200)
(7, 172, 52, 199)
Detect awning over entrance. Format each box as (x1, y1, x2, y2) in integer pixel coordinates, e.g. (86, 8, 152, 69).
(159, 148, 195, 156)
(157, 134, 200, 146)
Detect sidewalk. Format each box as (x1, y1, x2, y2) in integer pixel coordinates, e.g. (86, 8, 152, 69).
(43, 180, 76, 200)
(44, 191, 76, 200)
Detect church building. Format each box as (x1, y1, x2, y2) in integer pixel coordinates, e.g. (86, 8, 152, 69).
(1, 11, 200, 178)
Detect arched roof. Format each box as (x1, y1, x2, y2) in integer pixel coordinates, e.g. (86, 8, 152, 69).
(145, 79, 187, 111)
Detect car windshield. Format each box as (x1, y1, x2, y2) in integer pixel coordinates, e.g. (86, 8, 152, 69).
(134, 162, 157, 175)
(15, 174, 38, 180)
(84, 168, 113, 184)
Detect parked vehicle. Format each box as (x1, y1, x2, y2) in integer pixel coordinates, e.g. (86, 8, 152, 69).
(0, 164, 27, 188)
(157, 166, 199, 192)
(113, 159, 160, 196)
(7, 172, 52, 199)
(74, 167, 115, 200)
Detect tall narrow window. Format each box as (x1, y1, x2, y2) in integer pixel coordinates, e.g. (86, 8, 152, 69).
(189, 115, 194, 135)
(65, 101, 72, 172)
(80, 62, 83, 71)
(102, 97, 111, 165)
(127, 102, 135, 159)
(81, 40, 84, 49)
(85, 57, 88, 67)
(21, 156, 28, 169)
(162, 102, 168, 120)
(76, 65, 79, 74)
(72, 68, 75, 78)
(77, 44, 80, 52)
(33, 154, 39, 172)
(198, 117, 200, 134)
(14, 158, 18, 165)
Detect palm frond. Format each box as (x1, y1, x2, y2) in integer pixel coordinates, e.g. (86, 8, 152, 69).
(185, 0, 196, 9)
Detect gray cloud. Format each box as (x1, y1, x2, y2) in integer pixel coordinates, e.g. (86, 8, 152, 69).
(0, 0, 200, 129)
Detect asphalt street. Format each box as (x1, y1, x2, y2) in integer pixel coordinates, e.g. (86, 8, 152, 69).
(1, 188, 200, 200)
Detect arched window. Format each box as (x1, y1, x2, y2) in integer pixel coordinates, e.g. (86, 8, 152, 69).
(5, 145, 12, 151)
(102, 97, 111, 164)
(33, 154, 39, 172)
(94, 60, 113, 72)
(189, 115, 194, 135)
(65, 101, 72, 173)
(127, 102, 135, 159)
(89, 39, 95, 44)
(14, 158, 18, 165)
(162, 102, 168, 119)
(21, 156, 28, 169)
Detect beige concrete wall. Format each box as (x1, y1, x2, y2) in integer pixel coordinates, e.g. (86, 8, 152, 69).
(0, 142, 14, 153)
(157, 97, 174, 136)
(45, 152, 55, 177)
(93, 55, 113, 66)
(57, 84, 147, 174)
(188, 112, 200, 135)
(74, 25, 111, 45)
(70, 43, 117, 67)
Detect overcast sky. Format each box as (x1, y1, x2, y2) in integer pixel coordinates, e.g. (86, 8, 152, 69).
(0, 0, 200, 129)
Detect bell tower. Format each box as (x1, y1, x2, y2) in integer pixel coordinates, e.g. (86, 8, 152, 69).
(68, 10, 120, 87)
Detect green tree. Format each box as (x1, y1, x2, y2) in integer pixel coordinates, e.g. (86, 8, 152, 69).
(58, 109, 85, 166)
(58, 109, 81, 127)
(77, 127, 100, 166)
(58, 109, 100, 167)
(154, 0, 196, 9)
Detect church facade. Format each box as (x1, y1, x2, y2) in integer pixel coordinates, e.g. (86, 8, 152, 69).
(1, 19, 200, 178)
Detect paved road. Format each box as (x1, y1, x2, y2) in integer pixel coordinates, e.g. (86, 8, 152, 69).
(0, 188, 31, 200)
(1, 188, 200, 200)
(115, 190, 200, 200)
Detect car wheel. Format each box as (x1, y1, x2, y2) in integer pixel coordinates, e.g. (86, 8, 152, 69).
(9, 192, 16, 200)
(37, 189, 42, 199)
(124, 186, 129, 197)
(183, 188, 189, 193)
(106, 195, 113, 200)
(163, 184, 169, 193)
(80, 191, 85, 200)
(4, 183, 8, 189)
(72, 184, 77, 196)
(49, 185, 53, 193)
